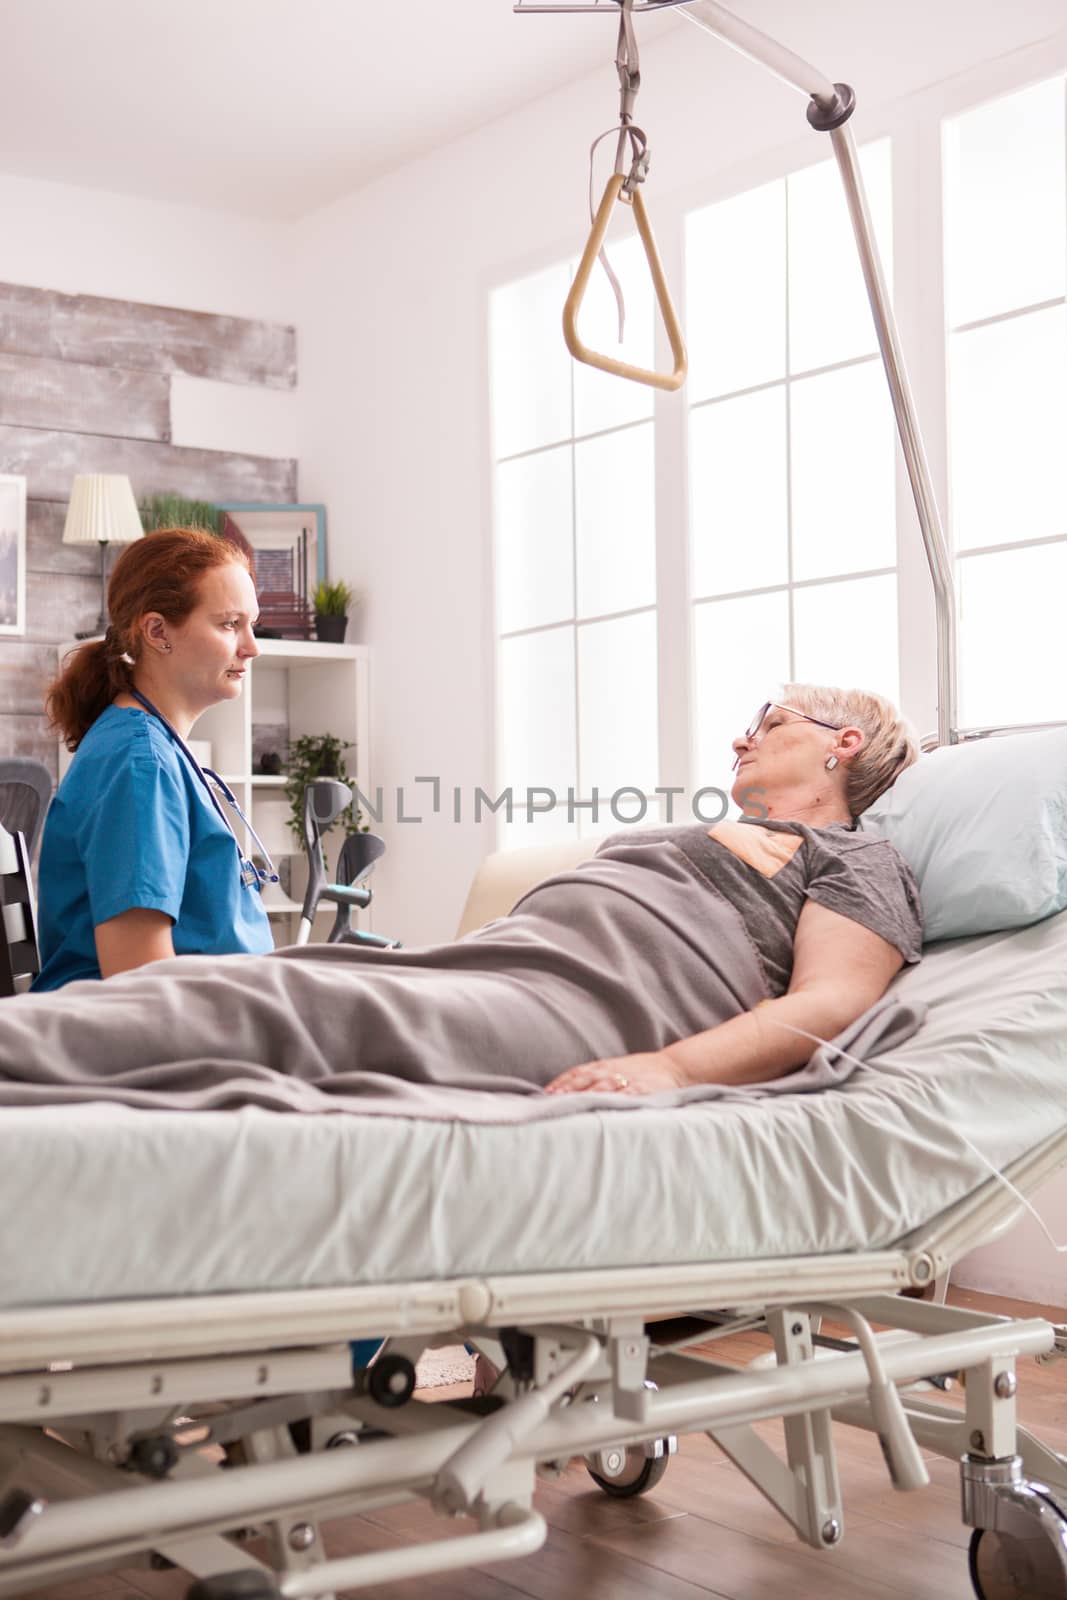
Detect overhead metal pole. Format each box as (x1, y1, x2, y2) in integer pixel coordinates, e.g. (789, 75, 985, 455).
(517, 0, 960, 745)
(677, 0, 958, 746)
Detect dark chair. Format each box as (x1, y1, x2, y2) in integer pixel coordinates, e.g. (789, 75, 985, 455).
(0, 759, 53, 859)
(0, 759, 52, 996)
(0, 826, 40, 996)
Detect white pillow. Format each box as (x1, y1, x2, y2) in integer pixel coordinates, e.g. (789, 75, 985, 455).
(859, 727, 1067, 942)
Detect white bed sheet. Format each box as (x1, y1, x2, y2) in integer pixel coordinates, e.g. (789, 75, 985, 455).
(4, 911, 1066, 1310)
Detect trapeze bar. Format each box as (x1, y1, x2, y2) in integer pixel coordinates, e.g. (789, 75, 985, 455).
(519, 0, 960, 743)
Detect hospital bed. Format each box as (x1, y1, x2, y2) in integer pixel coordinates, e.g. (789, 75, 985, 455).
(1, 833, 1066, 1600)
(2, 4, 1064, 1592)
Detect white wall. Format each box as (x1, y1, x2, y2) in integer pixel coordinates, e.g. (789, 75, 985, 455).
(297, 0, 1067, 946)
(0, 173, 302, 458)
(952, 1169, 1067, 1308)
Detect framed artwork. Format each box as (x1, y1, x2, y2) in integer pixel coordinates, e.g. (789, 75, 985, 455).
(216, 503, 327, 640)
(0, 475, 26, 637)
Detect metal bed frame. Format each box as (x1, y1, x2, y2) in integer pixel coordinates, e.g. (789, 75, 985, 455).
(2, 5, 1065, 1598)
(1, 1126, 1066, 1597)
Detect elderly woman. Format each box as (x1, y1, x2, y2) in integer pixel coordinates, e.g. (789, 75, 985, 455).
(0, 684, 920, 1106)
(548, 685, 920, 1096)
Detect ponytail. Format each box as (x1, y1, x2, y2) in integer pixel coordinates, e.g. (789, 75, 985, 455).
(45, 527, 251, 752)
(47, 633, 135, 752)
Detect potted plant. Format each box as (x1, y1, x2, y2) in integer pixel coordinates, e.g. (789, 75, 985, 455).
(312, 578, 354, 644)
(138, 494, 222, 535)
(283, 733, 366, 863)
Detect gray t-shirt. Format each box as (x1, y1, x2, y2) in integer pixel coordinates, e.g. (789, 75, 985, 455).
(595, 818, 923, 998)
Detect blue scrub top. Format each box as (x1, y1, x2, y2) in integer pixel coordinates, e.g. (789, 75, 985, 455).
(34, 705, 273, 991)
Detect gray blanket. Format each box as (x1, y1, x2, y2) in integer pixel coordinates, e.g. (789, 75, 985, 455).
(1, 846, 924, 1121)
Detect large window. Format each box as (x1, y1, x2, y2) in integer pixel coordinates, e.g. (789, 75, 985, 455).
(686, 141, 898, 796)
(489, 54, 1067, 832)
(944, 76, 1067, 728)
(489, 238, 659, 843)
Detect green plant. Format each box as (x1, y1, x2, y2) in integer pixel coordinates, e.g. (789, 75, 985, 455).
(313, 578, 354, 617)
(284, 732, 367, 855)
(139, 494, 222, 536)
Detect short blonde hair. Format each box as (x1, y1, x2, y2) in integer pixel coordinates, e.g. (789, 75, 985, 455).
(781, 682, 918, 818)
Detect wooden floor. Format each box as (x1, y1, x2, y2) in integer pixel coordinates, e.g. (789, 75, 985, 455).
(27, 1288, 1067, 1600)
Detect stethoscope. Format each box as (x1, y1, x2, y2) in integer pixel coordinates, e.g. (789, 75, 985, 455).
(129, 689, 279, 891)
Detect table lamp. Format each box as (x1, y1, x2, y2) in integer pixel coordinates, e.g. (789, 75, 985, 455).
(61, 475, 144, 638)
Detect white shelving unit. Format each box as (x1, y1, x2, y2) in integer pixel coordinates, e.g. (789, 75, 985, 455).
(194, 640, 371, 941)
(60, 639, 372, 946)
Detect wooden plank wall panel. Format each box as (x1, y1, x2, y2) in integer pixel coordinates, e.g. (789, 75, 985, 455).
(0, 282, 296, 389)
(0, 280, 299, 776)
(0, 353, 171, 440)
(0, 426, 297, 505)
(26, 570, 102, 642)
(3, 643, 59, 717)
(25, 500, 97, 575)
(2, 716, 57, 781)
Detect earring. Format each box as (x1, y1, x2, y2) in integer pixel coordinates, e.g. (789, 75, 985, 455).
(161, 643, 172, 653)
(825, 754, 839, 771)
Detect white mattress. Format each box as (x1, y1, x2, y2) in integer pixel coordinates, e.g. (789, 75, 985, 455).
(4, 910, 1066, 1309)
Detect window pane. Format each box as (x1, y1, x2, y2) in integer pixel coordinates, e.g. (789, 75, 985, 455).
(686, 179, 786, 401)
(945, 77, 1067, 328)
(792, 574, 899, 705)
(959, 544, 1067, 726)
(495, 447, 573, 633)
(578, 793, 662, 839)
(949, 305, 1067, 550)
(692, 590, 790, 800)
(498, 627, 576, 796)
(690, 387, 788, 597)
(790, 360, 896, 582)
(572, 234, 655, 437)
(575, 424, 655, 618)
(577, 612, 658, 797)
(490, 262, 573, 458)
(788, 140, 892, 375)
(501, 803, 579, 851)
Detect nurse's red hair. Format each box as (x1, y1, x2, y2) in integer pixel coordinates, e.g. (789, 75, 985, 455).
(47, 528, 253, 751)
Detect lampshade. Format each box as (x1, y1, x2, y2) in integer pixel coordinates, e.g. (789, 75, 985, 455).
(62, 475, 144, 547)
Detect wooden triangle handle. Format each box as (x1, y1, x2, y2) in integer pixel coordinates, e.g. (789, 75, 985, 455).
(563, 172, 688, 393)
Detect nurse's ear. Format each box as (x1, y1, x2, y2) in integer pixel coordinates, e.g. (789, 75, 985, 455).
(140, 612, 172, 656)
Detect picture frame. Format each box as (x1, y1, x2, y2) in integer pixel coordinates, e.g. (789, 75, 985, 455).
(0, 475, 27, 638)
(215, 502, 327, 640)
(215, 504, 327, 585)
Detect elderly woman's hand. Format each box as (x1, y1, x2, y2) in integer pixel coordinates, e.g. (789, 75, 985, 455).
(545, 1050, 689, 1097)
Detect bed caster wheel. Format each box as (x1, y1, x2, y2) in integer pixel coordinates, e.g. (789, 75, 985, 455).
(969, 1524, 1067, 1599)
(586, 1442, 671, 1498)
(364, 1353, 417, 1408)
(185, 1573, 280, 1600)
(128, 1435, 180, 1479)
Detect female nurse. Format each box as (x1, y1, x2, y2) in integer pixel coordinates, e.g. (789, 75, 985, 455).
(34, 527, 274, 990)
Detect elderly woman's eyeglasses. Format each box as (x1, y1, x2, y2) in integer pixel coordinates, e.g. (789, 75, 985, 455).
(744, 701, 844, 743)
(733, 702, 843, 772)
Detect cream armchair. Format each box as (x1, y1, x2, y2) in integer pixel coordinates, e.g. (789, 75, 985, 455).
(455, 837, 594, 937)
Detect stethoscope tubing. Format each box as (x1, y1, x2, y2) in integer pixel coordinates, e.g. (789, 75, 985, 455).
(127, 689, 279, 886)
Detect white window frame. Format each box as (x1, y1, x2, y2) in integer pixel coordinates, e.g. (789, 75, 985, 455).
(484, 29, 1067, 811)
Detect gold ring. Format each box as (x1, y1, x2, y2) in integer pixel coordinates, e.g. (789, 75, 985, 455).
(614, 1074, 629, 1090)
